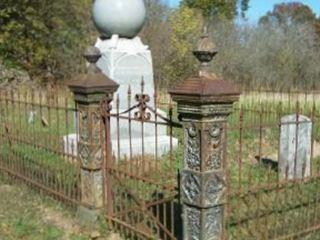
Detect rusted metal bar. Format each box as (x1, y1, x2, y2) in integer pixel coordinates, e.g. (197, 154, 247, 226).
(293, 102, 300, 179)
(102, 98, 114, 217)
(128, 86, 133, 161)
(229, 185, 320, 227)
(0, 163, 82, 206)
(154, 87, 159, 168)
(274, 223, 320, 240)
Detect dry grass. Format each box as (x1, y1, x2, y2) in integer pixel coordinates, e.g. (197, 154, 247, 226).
(0, 175, 90, 240)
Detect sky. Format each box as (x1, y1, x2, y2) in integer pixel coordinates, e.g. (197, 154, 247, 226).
(167, 0, 320, 23)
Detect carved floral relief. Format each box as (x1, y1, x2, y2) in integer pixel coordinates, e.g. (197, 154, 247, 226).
(186, 206, 201, 240)
(185, 124, 201, 171)
(181, 171, 201, 204)
(205, 123, 224, 171)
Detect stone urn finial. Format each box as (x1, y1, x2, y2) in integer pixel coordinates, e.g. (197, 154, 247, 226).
(84, 46, 102, 74)
(68, 46, 119, 103)
(193, 26, 218, 77)
(169, 27, 239, 105)
(84, 46, 101, 65)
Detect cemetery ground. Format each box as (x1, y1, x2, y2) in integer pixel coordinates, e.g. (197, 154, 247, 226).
(0, 176, 86, 240)
(0, 174, 119, 240)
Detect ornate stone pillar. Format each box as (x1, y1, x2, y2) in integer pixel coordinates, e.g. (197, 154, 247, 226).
(68, 46, 119, 224)
(169, 30, 240, 239)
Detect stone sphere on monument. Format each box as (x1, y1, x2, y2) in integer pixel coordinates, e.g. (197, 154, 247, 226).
(92, 0, 146, 39)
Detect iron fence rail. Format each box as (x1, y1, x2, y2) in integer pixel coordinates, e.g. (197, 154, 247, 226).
(101, 84, 182, 240)
(0, 87, 81, 206)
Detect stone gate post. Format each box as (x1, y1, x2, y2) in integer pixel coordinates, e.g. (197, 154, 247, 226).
(68, 46, 119, 224)
(169, 30, 240, 239)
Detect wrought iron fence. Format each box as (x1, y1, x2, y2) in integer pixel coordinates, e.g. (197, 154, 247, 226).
(0, 86, 81, 206)
(101, 82, 183, 240)
(1, 85, 320, 239)
(226, 99, 320, 239)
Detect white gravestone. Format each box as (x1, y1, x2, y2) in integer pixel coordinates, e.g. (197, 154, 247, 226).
(28, 111, 37, 124)
(279, 114, 312, 180)
(95, 36, 177, 158)
(63, 0, 178, 158)
(96, 36, 155, 110)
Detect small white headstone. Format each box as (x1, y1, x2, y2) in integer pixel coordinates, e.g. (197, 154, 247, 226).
(279, 114, 312, 180)
(28, 111, 36, 124)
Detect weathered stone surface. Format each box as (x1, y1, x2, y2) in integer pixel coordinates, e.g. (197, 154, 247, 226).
(77, 104, 104, 170)
(175, 105, 233, 240)
(183, 205, 223, 240)
(80, 170, 103, 208)
(170, 29, 239, 239)
(181, 170, 226, 208)
(69, 46, 117, 228)
(279, 114, 312, 180)
(184, 121, 225, 172)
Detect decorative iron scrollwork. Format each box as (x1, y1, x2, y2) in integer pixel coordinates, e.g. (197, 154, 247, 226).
(134, 94, 151, 121)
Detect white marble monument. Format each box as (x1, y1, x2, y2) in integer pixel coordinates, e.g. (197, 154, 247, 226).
(279, 114, 312, 180)
(64, 0, 178, 158)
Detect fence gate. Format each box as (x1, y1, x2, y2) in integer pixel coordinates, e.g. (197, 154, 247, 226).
(101, 84, 182, 240)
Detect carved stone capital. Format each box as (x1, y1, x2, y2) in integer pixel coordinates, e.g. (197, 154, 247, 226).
(177, 103, 234, 120)
(74, 92, 113, 105)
